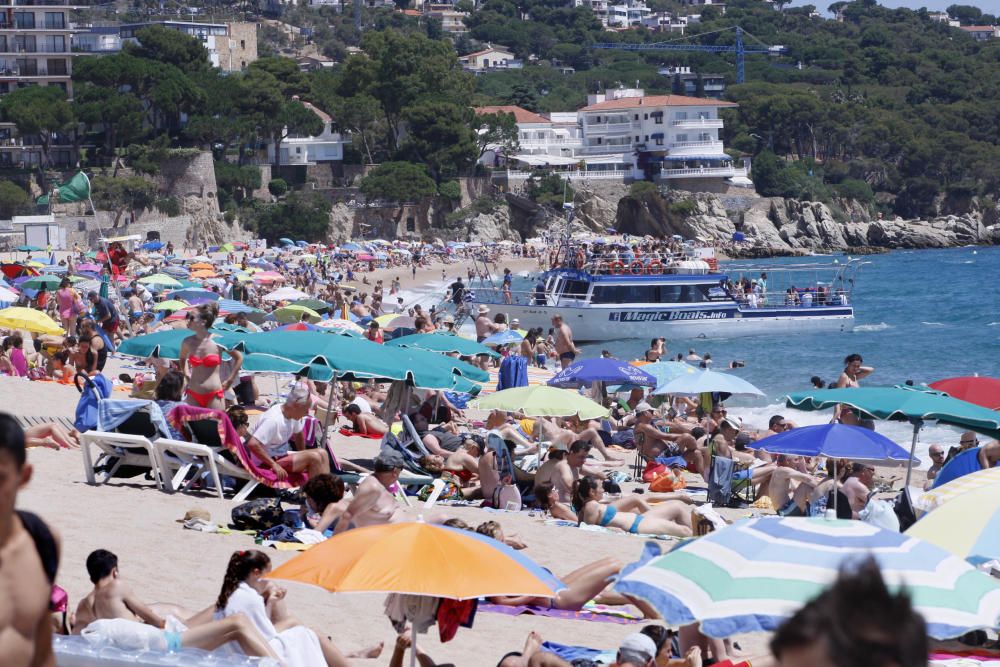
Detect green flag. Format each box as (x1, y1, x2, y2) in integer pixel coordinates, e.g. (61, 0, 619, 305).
(49, 172, 91, 204)
(54, 171, 91, 203)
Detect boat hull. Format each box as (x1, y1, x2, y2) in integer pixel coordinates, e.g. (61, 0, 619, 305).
(478, 302, 854, 342)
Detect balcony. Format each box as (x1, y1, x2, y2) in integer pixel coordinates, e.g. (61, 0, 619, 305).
(584, 121, 634, 135)
(497, 169, 631, 182)
(582, 142, 632, 155)
(518, 137, 581, 147)
(667, 140, 725, 155)
(671, 118, 724, 129)
(660, 166, 748, 179)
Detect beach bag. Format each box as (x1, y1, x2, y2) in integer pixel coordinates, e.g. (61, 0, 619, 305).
(649, 470, 686, 493)
(642, 460, 667, 483)
(231, 498, 283, 531)
(860, 498, 900, 532)
(73, 373, 113, 432)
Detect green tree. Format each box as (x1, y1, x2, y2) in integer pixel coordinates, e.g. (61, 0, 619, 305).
(527, 173, 572, 208)
(131, 25, 210, 73)
(945, 4, 981, 23)
(360, 161, 438, 202)
(475, 111, 520, 159)
(268, 178, 289, 197)
(214, 161, 262, 208)
(269, 101, 325, 168)
(398, 102, 478, 181)
(438, 180, 462, 200)
(252, 191, 332, 243)
(0, 182, 30, 219)
(91, 175, 158, 227)
(0, 86, 74, 170)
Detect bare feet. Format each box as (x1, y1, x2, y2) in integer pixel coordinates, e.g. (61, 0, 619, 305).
(347, 641, 384, 659)
(522, 631, 542, 659)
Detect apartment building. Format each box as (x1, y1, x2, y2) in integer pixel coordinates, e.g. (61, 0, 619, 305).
(0, 0, 78, 97)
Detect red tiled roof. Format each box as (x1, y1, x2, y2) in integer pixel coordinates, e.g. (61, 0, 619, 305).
(580, 94, 739, 111)
(960, 25, 996, 31)
(398, 9, 421, 15)
(474, 105, 549, 124)
(463, 46, 513, 58)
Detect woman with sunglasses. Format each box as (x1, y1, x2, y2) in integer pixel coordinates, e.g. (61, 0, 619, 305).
(180, 302, 243, 411)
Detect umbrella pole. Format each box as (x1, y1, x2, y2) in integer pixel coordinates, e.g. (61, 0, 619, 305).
(410, 633, 417, 667)
(832, 459, 838, 518)
(904, 418, 923, 488)
(320, 372, 338, 449)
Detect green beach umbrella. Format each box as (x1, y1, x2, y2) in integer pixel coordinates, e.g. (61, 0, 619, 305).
(786, 385, 1000, 485)
(291, 298, 331, 314)
(273, 305, 322, 324)
(219, 242, 236, 252)
(152, 300, 189, 311)
(21, 275, 63, 290)
(138, 273, 183, 288)
(387, 332, 500, 359)
(240, 354, 335, 381)
(472, 385, 609, 420)
(117, 329, 244, 360)
(16, 245, 42, 252)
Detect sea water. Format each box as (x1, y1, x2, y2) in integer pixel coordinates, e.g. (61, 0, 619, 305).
(406, 247, 1000, 466)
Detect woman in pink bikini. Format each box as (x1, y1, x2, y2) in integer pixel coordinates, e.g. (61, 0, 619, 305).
(180, 302, 242, 410)
(55, 278, 79, 336)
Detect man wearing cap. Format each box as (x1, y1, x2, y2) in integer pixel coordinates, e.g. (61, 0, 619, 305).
(475, 304, 497, 342)
(333, 451, 406, 534)
(634, 402, 705, 477)
(615, 632, 658, 666)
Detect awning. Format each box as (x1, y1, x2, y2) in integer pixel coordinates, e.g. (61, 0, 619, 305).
(650, 110, 663, 116)
(651, 133, 664, 139)
(581, 154, 629, 164)
(511, 154, 580, 166)
(664, 155, 731, 161)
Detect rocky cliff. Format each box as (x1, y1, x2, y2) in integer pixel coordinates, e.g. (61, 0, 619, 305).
(616, 190, 999, 253)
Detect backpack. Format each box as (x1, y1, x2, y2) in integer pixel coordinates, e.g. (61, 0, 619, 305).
(73, 373, 113, 432)
(486, 431, 522, 510)
(231, 498, 284, 531)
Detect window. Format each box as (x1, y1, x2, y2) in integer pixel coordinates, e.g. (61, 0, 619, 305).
(699, 132, 711, 142)
(406, 216, 415, 232)
(635, 135, 639, 142)
(634, 114, 638, 120)
(644, 135, 648, 141)
(643, 113, 648, 120)
(560, 279, 590, 300)
(240, 39, 246, 49)
(44, 12, 65, 29)
(47, 59, 67, 75)
(655, 114, 662, 125)
(676, 133, 688, 142)
(16, 58, 37, 76)
(675, 111, 687, 120)
(14, 12, 35, 29)
(0, 37, 7, 52)
(15, 35, 36, 53)
(43, 36, 65, 52)
(655, 136, 663, 146)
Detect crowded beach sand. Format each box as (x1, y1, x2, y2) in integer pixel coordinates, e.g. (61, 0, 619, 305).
(4, 238, 997, 667)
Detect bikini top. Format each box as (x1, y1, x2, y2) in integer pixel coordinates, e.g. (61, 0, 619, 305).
(599, 504, 618, 527)
(189, 353, 222, 368)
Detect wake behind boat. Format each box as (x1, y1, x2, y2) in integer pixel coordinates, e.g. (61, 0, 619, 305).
(469, 240, 860, 342)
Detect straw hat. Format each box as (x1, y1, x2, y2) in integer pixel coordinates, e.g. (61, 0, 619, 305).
(176, 508, 211, 523)
(478, 304, 490, 314)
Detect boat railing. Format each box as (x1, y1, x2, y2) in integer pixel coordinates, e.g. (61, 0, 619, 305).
(545, 253, 720, 275)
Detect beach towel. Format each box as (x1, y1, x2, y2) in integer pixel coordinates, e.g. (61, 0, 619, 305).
(933, 447, 994, 488)
(97, 399, 172, 440)
(497, 354, 528, 391)
(539, 641, 613, 664)
(338, 426, 382, 439)
(167, 405, 307, 490)
(478, 603, 644, 625)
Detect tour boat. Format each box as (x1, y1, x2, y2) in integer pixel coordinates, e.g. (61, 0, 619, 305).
(471, 249, 860, 342)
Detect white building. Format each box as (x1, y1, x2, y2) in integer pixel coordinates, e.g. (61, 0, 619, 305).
(266, 100, 348, 166)
(928, 11, 960, 27)
(460, 46, 521, 72)
(960, 25, 1000, 41)
(606, 0, 650, 27)
(641, 13, 687, 33)
(477, 89, 748, 189)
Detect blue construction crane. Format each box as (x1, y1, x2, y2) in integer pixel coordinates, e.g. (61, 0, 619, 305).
(592, 26, 783, 84)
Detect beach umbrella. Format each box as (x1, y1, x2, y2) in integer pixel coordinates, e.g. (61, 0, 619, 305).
(188, 262, 214, 270)
(75, 263, 102, 273)
(253, 271, 286, 285)
(275, 322, 321, 332)
(627, 361, 698, 393)
(216, 299, 256, 314)
(279, 238, 295, 246)
(189, 269, 217, 279)
(314, 319, 364, 335)
(481, 330, 524, 347)
(0, 307, 63, 335)
(0, 287, 18, 303)
(16, 245, 42, 252)
(117, 329, 243, 360)
(614, 516, 1000, 640)
(138, 273, 182, 288)
(263, 286, 309, 302)
(906, 484, 1000, 565)
(20, 275, 63, 291)
(152, 299, 188, 312)
(917, 467, 1000, 512)
(755, 424, 912, 461)
(168, 288, 220, 303)
(472, 385, 609, 420)
(548, 357, 657, 389)
(272, 305, 322, 324)
(654, 368, 764, 397)
(240, 355, 335, 381)
(139, 241, 164, 251)
(219, 243, 236, 253)
(268, 522, 562, 667)
(387, 332, 499, 359)
(786, 385, 1000, 486)
(291, 298, 331, 314)
(356, 253, 376, 262)
(929, 376, 1000, 411)
(340, 242, 362, 251)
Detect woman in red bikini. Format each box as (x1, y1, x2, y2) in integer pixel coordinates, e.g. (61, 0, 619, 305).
(180, 302, 243, 411)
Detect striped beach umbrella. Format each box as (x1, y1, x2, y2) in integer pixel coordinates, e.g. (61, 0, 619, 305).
(614, 517, 1000, 640)
(917, 467, 1000, 512)
(907, 483, 1000, 565)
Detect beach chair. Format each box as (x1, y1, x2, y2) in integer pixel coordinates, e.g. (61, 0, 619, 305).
(169, 416, 261, 502)
(81, 402, 168, 490)
(706, 454, 756, 508)
(154, 434, 227, 500)
(485, 430, 523, 510)
(380, 431, 436, 486)
(400, 414, 433, 458)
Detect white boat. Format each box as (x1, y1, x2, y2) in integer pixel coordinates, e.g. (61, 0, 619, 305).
(470, 249, 860, 342)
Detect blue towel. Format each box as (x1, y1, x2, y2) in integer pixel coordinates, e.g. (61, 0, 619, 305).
(540, 641, 612, 664)
(97, 399, 172, 440)
(932, 447, 991, 488)
(654, 455, 688, 468)
(497, 355, 528, 391)
(444, 392, 471, 409)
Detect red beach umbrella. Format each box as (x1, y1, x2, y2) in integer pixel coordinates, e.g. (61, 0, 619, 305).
(929, 377, 1000, 411)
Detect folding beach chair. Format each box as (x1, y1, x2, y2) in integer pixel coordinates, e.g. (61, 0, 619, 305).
(380, 431, 436, 486)
(485, 430, 523, 510)
(80, 400, 168, 490)
(168, 416, 261, 502)
(400, 414, 433, 457)
(706, 454, 755, 508)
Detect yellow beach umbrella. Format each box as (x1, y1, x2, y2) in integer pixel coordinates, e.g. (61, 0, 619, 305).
(0, 307, 64, 335)
(907, 483, 1000, 565)
(153, 300, 189, 311)
(273, 305, 321, 323)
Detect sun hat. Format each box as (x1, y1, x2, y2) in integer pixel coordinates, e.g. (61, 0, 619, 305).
(176, 508, 211, 523)
(478, 304, 490, 314)
(634, 401, 654, 414)
(721, 416, 741, 431)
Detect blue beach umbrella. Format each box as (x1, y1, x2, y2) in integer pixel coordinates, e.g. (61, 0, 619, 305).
(168, 288, 221, 302)
(482, 330, 524, 347)
(548, 357, 657, 389)
(614, 517, 1000, 640)
(139, 241, 164, 251)
(654, 368, 764, 397)
(754, 423, 913, 462)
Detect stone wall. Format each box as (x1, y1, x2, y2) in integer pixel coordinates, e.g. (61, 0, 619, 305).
(215, 22, 258, 71)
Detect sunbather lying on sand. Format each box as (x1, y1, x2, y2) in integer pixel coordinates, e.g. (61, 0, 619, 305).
(25, 422, 79, 450)
(573, 476, 694, 538)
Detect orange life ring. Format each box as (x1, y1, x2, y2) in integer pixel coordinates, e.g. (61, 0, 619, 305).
(630, 261, 644, 275)
(610, 261, 625, 275)
(647, 260, 663, 275)
(706, 258, 719, 271)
